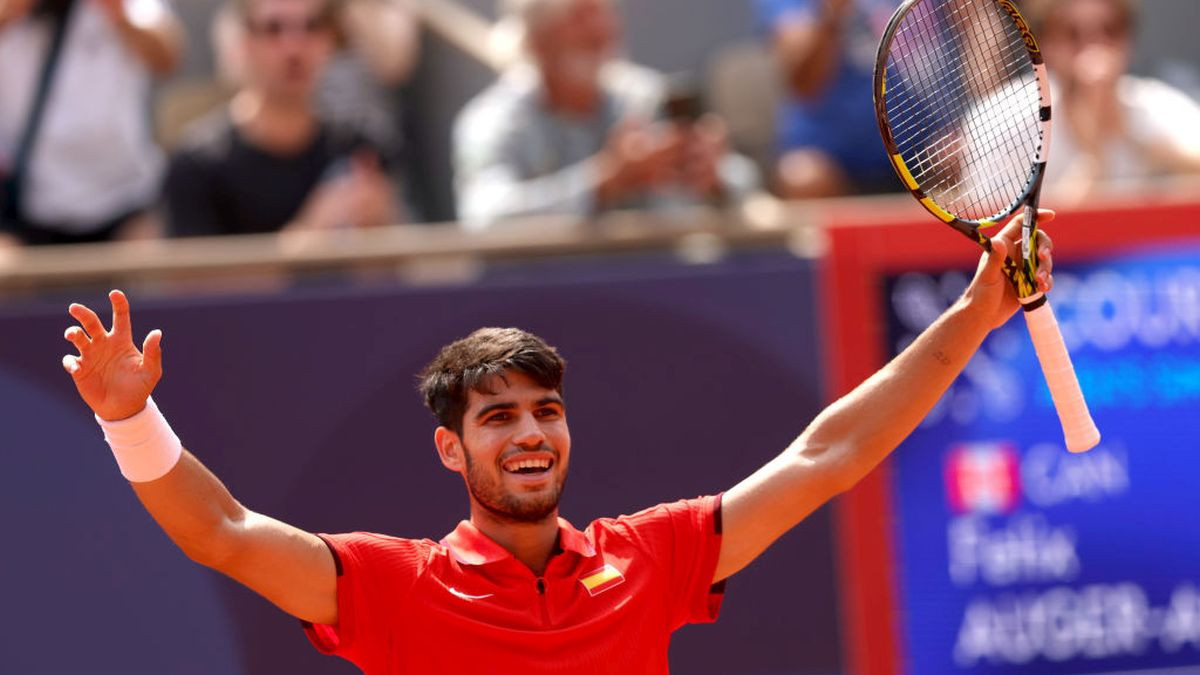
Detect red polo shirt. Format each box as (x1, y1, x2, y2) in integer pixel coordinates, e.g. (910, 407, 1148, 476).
(303, 495, 725, 674)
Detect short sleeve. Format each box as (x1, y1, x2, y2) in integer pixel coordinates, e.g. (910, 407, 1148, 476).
(302, 532, 429, 666)
(618, 494, 725, 628)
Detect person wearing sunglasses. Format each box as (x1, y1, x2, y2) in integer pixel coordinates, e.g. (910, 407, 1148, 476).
(163, 0, 402, 237)
(1027, 0, 1200, 204)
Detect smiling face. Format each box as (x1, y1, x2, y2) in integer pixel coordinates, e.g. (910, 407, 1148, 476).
(436, 370, 571, 524)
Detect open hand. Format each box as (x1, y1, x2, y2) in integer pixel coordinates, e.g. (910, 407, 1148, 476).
(63, 290, 163, 421)
(595, 119, 684, 206)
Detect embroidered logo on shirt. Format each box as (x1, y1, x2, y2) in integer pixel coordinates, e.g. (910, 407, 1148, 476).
(448, 587, 495, 601)
(578, 563, 625, 597)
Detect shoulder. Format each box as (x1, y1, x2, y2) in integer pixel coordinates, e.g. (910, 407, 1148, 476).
(319, 532, 437, 583)
(321, 531, 436, 561)
(589, 495, 723, 549)
(1119, 75, 1200, 115)
(455, 67, 541, 138)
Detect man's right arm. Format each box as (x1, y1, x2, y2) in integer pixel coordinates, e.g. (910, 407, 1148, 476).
(130, 451, 338, 625)
(63, 291, 338, 625)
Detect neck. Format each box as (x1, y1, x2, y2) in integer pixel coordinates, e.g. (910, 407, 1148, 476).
(469, 507, 560, 576)
(540, 66, 601, 117)
(229, 89, 318, 153)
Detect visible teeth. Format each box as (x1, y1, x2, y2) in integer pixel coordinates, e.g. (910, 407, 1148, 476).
(504, 458, 551, 472)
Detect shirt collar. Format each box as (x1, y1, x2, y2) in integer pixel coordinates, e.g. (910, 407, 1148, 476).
(440, 517, 597, 566)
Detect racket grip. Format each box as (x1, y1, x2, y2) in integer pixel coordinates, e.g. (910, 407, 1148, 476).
(1023, 301, 1100, 453)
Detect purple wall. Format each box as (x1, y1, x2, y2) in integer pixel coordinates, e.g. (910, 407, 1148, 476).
(0, 253, 841, 674)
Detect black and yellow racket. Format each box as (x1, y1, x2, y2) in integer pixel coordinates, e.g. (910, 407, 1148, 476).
(874, 0, 1100, 453)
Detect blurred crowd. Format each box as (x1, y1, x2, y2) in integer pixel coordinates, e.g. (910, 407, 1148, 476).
(0, 0, 1197, 247)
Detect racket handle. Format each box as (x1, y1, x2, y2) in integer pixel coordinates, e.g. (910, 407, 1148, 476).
(1023, 300, 1100, 453)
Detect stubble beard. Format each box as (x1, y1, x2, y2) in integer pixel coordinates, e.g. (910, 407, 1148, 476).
(462, 443, 565, 524)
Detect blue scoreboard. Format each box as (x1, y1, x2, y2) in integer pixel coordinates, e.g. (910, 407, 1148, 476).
(884, 244, 1200, 674)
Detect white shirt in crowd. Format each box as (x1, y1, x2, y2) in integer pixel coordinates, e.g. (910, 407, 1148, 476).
(1044, 74, 1200, 190)
(0, 0, 164, 231)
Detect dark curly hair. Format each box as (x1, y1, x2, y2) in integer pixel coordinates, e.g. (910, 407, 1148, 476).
(418, 327, 566, 434)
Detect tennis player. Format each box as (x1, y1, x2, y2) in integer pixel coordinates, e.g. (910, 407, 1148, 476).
(62, 213, 1054, 673)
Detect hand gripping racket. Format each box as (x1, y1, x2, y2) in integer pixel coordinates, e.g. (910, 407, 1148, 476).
(873, 0, 1100, 452)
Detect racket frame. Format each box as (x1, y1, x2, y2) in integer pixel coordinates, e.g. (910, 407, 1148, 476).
(873, 0, 1051, 300)
(873, 0, 1100, 453)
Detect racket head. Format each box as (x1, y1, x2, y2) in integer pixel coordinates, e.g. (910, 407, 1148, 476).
(874, 0, 1052, 256)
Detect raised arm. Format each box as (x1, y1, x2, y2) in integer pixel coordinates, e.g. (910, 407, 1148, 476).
(62, 291, 337, 624)
(772, 0, 854, 99)
(94, 0, 186, 77)
(714, 213, 1056, 582)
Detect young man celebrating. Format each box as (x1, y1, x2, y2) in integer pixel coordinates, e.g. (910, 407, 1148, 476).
(61, 214, 1055, 672)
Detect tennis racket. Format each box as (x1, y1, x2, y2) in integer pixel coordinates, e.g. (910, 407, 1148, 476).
(874, 0, 1100, 453)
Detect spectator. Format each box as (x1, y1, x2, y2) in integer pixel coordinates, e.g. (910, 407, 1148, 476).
(760, 0, 896, 198)
(453, 0, 757, 231)
(0, 0, 183, 245)
(212, 0, 420, 175)
(164, 0, 400, 237)
(1028, 0, 1200, 204)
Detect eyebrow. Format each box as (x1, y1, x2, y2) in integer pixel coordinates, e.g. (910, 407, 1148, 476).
(473, 396, 565, 421)
(475, 402, 516, 421)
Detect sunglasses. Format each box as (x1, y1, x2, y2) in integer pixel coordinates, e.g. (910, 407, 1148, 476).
(245, 14, 332, 38)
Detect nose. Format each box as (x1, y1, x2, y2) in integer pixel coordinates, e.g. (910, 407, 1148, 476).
(278, 30, 310, 52)
(511, 412, 547, 448)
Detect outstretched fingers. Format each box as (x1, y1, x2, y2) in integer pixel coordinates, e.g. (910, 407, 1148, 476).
(68, 302, 107, 340)
(109, 289, 132, 338)
(64, 325, 90, 353)
(142, 329, 164, 376)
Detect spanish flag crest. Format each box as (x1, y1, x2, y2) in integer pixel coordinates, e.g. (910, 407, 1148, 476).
(578, 563, 625, 597)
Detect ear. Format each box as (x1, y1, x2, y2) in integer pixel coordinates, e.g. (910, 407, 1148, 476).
(434, 426, 465, 472)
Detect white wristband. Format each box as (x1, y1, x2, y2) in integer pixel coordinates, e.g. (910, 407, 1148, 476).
(96, 396, 183, 482)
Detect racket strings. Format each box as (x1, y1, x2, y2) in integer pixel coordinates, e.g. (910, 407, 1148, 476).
(931, 14, 1034, 208)
(891, 7, 1037, 218)
(882, 0, 1043, 222)
(886, 6, 986, 198)
(886, 3, 1031, 181)
(951, 4, 1040, 211)
(888, 7, 1033, 199)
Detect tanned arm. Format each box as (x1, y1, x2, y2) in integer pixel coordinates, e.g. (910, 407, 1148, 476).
(714, 211, 1056, 582)
(63, 291, 337, 624)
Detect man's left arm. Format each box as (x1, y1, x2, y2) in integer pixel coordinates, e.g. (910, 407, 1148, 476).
(95, 0, 185, 76)
(713, 212, 1056, 582)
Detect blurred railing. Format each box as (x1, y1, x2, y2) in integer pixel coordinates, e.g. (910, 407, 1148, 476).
(5, 182, 1199, 299)
(0, 196, 835, 298)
